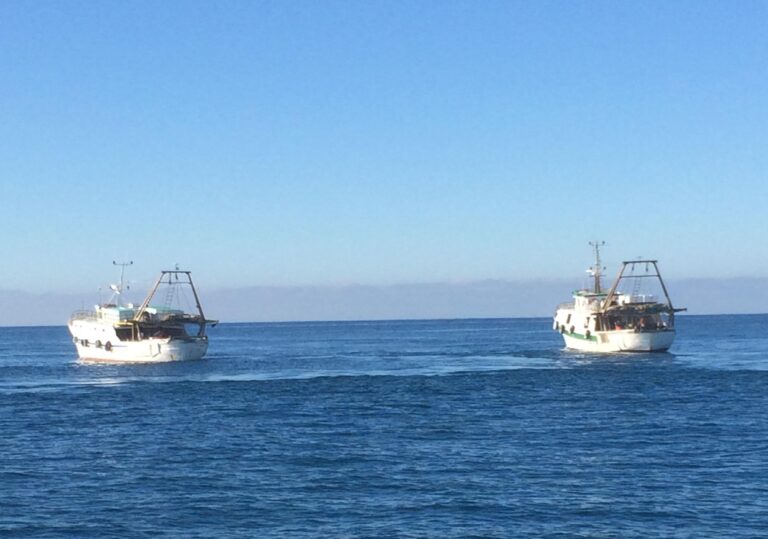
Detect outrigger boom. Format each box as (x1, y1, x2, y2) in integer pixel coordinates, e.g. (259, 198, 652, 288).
(132, 270, 217, 336)
(121, 270, 218, 342)
(601, 260, 687, 318)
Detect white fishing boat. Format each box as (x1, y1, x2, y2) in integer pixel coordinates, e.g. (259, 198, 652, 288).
(553, 243, 685, 352)
(69, 263, 217, 362)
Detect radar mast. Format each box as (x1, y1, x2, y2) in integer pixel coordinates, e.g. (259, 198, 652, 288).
(111, 260, 133, 305)
(588, 241, 605, 294)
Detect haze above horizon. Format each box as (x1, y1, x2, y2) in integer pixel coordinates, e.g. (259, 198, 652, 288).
(1, 1, 767, 298)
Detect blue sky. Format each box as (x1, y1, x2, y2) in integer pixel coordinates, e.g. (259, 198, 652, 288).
(1, 1, 767, 294)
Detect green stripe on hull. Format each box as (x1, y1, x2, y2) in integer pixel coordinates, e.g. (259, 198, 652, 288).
(565, 331, 598, 342)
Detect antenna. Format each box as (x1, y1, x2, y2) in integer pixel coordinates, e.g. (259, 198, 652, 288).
(112, 260, 133, 304)
(588, 241, 606, 293)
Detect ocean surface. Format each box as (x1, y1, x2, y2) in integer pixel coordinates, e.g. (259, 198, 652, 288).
(1, 315, 767, 538)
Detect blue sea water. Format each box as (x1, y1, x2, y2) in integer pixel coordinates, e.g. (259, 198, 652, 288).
(1, 315, 767, 538)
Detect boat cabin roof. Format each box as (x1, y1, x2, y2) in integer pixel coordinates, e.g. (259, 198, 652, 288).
(573, 290, 607, 298)
(96, 304, 185, 321)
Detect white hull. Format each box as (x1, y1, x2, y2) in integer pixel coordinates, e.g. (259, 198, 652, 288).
(69, 319, 208, 363)
(560, 329, 675, 353)
(553, 250, 681, 354)
(68, 268, 215, 363)
(554, 298, 676, 353)
(73, 337, 208, 363)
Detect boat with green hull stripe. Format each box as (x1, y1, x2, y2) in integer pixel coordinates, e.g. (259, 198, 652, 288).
(553, 242, 685, 353)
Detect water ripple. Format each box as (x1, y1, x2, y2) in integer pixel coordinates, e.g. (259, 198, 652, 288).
(1, 316, 767, 537)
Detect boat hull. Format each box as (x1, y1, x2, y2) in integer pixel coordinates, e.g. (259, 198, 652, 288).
(560, 329, 675, 353)
(72, 337, 208, 363)
(68, 320, 208, 363)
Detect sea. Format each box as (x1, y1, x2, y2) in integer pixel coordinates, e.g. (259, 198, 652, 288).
(1, 315, 767, 538)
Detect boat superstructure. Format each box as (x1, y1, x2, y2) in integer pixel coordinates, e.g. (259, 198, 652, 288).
(69, 264, 217, 362)
(553, 243, 685, 352)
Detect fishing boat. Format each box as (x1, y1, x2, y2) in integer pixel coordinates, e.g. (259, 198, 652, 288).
(553, 243, 685, 352)
(69, 263, 217, 362)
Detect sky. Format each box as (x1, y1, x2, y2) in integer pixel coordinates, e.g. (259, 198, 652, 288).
(1, 1, 767, 320)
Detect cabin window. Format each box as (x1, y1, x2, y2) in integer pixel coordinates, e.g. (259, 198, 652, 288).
(566, 314, 571, 324)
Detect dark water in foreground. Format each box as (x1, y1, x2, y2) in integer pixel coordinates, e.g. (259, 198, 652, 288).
(1, 315, 767, 538)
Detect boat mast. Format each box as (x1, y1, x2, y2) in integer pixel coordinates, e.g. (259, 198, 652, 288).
(589, 241, 605, 293)
(112, 260, 133, 306)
